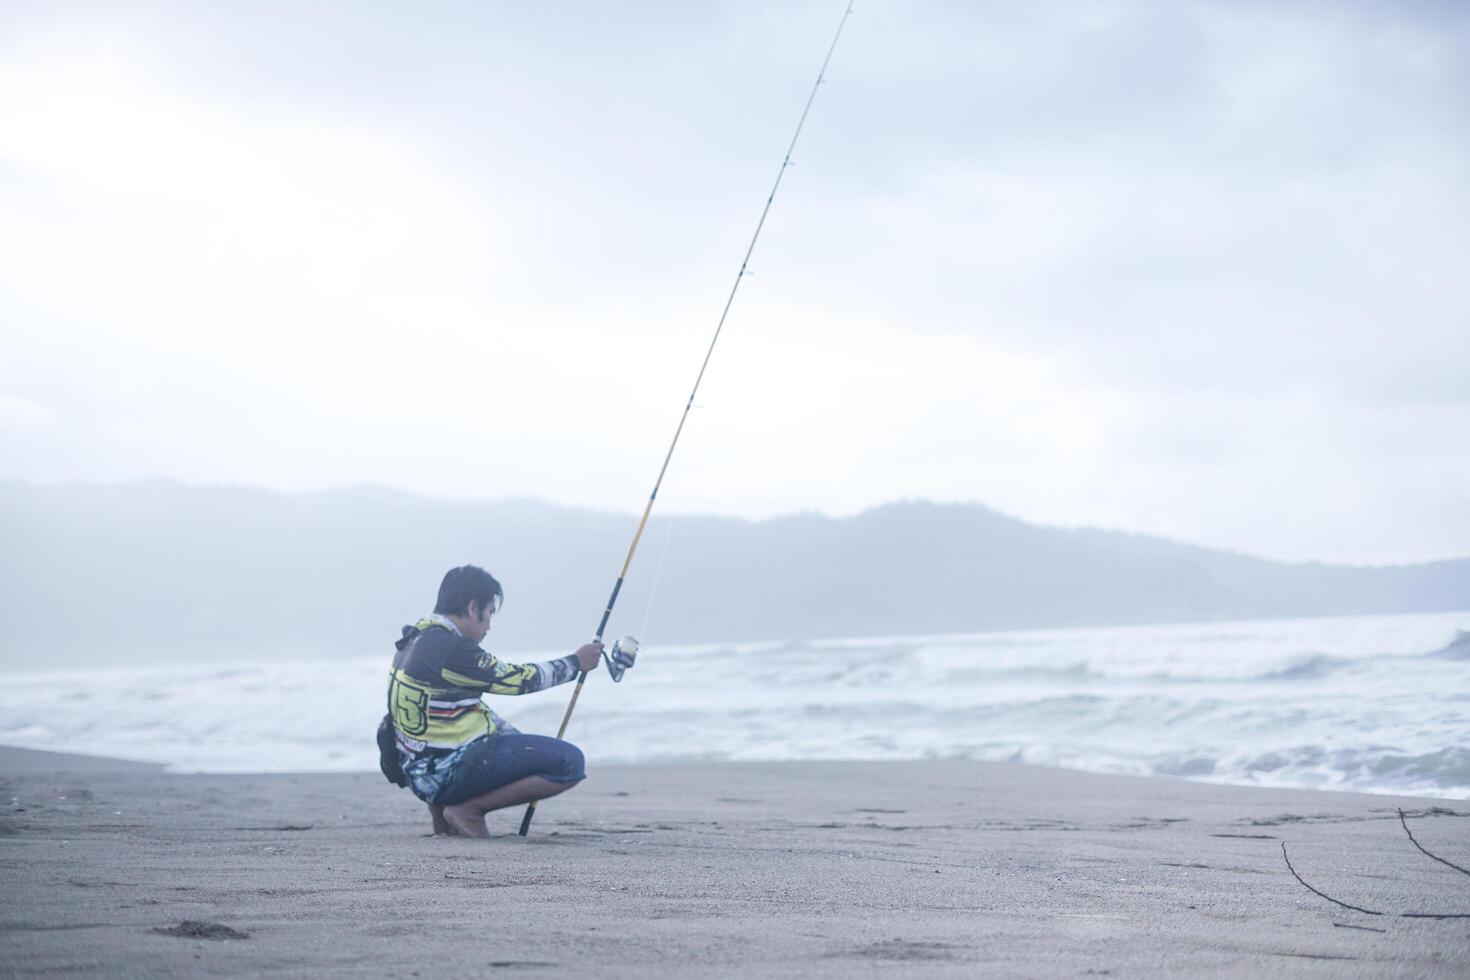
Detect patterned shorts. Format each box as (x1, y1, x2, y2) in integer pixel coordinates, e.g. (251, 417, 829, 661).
(403, 733, 586, 805)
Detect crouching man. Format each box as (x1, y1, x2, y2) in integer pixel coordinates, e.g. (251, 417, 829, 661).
(386, 565, 600, 838)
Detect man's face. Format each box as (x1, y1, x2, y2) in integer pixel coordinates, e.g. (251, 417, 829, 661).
(464, 595, 499, 643)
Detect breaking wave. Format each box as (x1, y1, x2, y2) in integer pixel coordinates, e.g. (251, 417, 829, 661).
(3, 610, 1467, 799)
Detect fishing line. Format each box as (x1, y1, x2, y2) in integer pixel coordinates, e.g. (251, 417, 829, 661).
(637, 515, 678, 640)
(519, 1, 855, 836)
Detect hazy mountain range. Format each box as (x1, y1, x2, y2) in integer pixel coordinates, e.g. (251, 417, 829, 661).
(2, 480, 1466, 668)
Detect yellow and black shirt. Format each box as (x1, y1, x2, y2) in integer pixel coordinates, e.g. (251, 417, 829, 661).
(388, 616, 579, 766)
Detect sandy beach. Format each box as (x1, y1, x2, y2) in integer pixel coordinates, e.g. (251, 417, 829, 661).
(2, 748, 1467, 978)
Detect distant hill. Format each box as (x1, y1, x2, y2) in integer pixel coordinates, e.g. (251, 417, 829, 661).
(1, 481, 1466, 667)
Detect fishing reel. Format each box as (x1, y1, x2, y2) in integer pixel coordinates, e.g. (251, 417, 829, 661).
(602, 636, 639, 683)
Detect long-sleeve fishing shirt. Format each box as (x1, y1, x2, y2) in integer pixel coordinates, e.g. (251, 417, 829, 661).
(387, 615, 579, 767)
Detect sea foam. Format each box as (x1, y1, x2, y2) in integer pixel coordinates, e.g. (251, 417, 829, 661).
(4, 610, 1467, 799)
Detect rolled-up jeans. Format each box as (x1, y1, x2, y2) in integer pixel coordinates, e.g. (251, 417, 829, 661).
(425, 734, 586, 806)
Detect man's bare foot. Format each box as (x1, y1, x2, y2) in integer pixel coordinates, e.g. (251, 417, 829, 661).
(428, 804, 460, 837)
(441, 803, 491, 839)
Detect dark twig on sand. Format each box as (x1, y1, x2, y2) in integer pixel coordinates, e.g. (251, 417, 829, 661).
(1332, 922, 1387, 933)
(1399, 808, 1470, 879)
(1400, 911, 1470, 919)
(1281, 843, 1470, 920)
(1281, 843, 1385, 915)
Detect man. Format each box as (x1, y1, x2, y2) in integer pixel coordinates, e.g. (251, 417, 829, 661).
(387, 564, 601, 838)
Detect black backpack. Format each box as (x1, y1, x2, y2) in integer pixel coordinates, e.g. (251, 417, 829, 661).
(380, 625, 424, 788)
(377, 712, 408, 788)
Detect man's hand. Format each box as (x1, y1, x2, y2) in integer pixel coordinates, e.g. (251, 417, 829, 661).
(574, 642, 603, 674)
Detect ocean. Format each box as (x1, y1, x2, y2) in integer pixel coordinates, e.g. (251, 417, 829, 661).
(5, 610, 1468, 799)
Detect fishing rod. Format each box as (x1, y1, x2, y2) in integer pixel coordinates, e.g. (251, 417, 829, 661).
(518, 1, 855, 837)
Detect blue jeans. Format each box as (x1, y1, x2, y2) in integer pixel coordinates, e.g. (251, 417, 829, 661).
(429, 734, 586, 806)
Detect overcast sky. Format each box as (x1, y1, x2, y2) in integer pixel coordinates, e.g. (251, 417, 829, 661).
(1, 0, 1467, 565)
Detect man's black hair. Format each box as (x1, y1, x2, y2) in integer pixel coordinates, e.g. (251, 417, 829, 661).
(434, 565, 503, 617)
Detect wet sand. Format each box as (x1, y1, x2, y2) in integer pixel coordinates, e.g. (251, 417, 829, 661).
(2, 747, 1467, 977)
